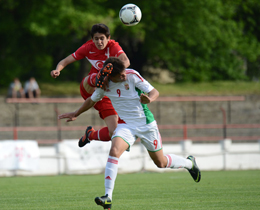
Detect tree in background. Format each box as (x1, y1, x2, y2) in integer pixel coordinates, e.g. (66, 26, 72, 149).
(136, 0, 260, 82)
(233, 0, 260, 80)
(0, 0, 115, 87)
(1, 0, 260, 88)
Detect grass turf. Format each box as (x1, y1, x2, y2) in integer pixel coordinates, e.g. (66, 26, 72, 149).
(40, 81, 260, 96)
(2, 81, 260, 97)
(0, 170, 259, 210)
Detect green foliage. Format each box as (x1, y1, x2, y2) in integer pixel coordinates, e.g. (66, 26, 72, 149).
(139, 0, 260, 82)
(1, 0, 260, 89)
(0, 0, 115, 87)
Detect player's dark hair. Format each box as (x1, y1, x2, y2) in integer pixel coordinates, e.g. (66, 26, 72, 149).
(90, 24, 110, 38)
(104, 57, 125, 77)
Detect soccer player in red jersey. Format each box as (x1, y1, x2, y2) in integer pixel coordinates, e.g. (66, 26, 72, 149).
(51, 24, 130, 145)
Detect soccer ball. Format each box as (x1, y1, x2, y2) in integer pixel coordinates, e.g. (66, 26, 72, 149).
(119, 4, 142, 26)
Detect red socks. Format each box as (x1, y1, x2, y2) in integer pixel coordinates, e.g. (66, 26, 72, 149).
(89, 127, 111, 141)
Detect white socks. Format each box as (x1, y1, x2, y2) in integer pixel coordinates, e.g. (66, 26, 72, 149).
(165, 154, 192, 169)
(104, 156, 119, 200)
(104, 154, 192, 200)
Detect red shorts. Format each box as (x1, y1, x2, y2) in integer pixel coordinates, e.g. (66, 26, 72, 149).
(80, 77, 118, 119)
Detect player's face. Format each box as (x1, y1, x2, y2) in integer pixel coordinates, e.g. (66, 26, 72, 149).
(93, 33, 110, 50)
(110, 70, 127, 83)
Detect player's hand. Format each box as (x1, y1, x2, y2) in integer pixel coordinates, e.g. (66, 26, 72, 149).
(58, 112, 77, 122)
(140, 93, 151, 104)
(100, 76, 109, 91)
(51, 70, 60, 78)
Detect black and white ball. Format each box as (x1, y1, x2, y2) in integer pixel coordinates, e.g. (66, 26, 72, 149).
(119, 4, 142, 26)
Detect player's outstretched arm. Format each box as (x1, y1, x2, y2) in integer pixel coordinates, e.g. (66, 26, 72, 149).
(58, 97, 96, 122)
(58, 112, 78, 122)
(118, 53, 130, 68)
(51, 55, 76, 78)
(140, 88, 159, 104)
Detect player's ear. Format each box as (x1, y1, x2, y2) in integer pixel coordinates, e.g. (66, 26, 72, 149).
(107, 36, 111, 41)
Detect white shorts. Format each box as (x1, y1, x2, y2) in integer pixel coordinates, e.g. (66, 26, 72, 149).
(111, 121, 162, 152)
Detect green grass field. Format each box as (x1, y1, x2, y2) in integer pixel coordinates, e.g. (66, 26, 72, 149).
(39, 81, 260, 96)
(2, 81, 260, 97)
(0, 170, 259, 210)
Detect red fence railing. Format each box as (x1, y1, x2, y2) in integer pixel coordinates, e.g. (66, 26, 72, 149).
(2, 96, 259, 144)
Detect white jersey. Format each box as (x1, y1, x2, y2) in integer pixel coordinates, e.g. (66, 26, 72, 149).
(91, 69, 155, 127)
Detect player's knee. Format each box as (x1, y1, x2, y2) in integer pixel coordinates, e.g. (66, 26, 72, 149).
(109, 147, 121, 158)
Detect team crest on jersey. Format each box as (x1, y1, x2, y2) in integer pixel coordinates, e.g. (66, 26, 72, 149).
(124, 83, 129, 90)
(95, 61, 104, 70)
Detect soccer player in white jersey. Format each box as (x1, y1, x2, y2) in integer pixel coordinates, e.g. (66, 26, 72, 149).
(58, 57, 201, 210)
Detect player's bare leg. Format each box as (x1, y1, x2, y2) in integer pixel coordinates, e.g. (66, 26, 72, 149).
(82, 76, 95, 94)
(103, 115, 118, 137)
(148, 149, 168, 168)
(148, 150, 201, 182)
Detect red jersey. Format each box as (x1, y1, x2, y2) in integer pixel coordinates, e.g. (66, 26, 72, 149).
(72, 39, 124, 75)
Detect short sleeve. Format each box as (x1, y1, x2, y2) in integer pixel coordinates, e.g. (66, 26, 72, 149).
(132, 71, 154, 93)
(91, 88, 105, 102)
(72, 44, 88, 60)
(109, 41, 125, 57)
